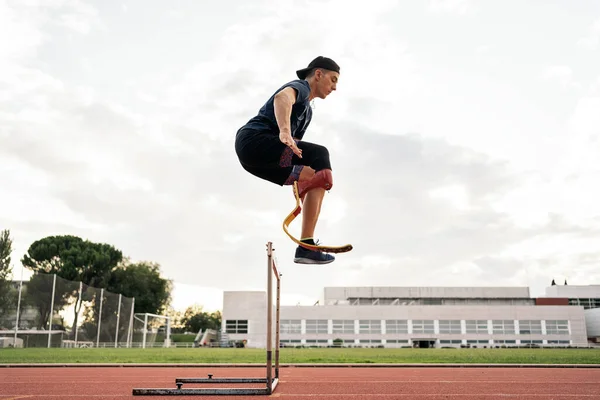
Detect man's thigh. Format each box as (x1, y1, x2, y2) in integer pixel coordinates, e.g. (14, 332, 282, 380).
(241, 163, 294, 186)
(282, 140, 332, 171)
(236, 130, 287, 167)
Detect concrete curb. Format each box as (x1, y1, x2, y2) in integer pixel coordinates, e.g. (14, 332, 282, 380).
(1, 363, 599, 368)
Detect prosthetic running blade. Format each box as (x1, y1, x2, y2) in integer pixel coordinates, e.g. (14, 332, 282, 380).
(282, 181, 353, 254)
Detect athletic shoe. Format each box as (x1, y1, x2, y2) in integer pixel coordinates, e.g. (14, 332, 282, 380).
(294, 245, 335, 264)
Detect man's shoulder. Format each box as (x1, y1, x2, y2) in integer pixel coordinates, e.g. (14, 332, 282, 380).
(277, 79, 308, 91)
(286, 79, 309, 89)
(278, 79, 310, 102)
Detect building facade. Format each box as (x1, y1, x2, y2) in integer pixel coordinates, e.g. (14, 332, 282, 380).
(222, 285, 597, 348)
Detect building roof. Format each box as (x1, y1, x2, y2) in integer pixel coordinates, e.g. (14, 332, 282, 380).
(324, 286, 531, 302)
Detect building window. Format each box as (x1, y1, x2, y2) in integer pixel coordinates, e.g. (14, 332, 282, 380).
(332, 319, 355, 334)
(385, 320, 408, 334)
(569, 298, 600, 309)
(440, 340, 462, 344)
(412, 320, 434, 334)
(492, 320, 515, 334)
(305, 319, 328, 334)
(518, 320, 542, 334)
(280, 339, 301, 347)
(359, 339, 382, 344)
(438, 320, 462, 334)
(579, 299, 592, 309)
(465, 320, 488, 334)
(225, 320, 248, 334)
(467, 339, 489, 344)
(281, 319, 301, 334)
(359, 320, 382, 334)
(545, 320, 569, 335)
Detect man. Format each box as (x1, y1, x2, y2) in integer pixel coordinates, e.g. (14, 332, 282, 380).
(235, 56, 340, 265)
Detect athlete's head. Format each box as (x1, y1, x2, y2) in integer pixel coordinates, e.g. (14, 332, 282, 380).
(296, 56, 340, 100)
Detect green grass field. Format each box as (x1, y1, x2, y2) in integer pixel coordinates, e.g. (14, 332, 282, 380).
(0, 347, 598, 365)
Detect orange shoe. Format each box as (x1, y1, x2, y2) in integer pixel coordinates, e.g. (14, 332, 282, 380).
(296, 169, 333, 201)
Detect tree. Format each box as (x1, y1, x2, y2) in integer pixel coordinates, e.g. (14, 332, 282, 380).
(0, 229, 12, 280)
(107, 260, 172, 316)
(21, 235, 123, 287)
(22, 273, 70, 330)
(181, 305, 222, 333)
(21, 235, 123, 336)
(0, 229, 17, 326)
(164, 306, 186, 333)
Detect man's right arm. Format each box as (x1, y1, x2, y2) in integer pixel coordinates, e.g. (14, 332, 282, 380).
(274, 87, 302, 157)
(274, 87, 296, 134)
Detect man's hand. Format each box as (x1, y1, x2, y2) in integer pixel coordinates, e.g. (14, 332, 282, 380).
(279, 130, 302, 158)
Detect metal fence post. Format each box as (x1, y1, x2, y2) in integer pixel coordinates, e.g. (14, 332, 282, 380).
(13, 278, 23, 345)
(96, 288, 104, 348)
(47, 274, 57, 348)
(127, 298, 135, 348)
(74, 281, 82, 346)
(114, 294, 122, 348)
(142, 313, 148, 349)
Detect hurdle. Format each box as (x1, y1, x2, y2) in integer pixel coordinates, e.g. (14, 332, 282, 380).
(132, 241, 281, 396)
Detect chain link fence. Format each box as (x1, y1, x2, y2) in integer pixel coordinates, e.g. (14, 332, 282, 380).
(0, 273, 135, 348)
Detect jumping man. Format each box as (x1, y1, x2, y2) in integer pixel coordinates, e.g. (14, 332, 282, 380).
(235, 56, 340, 265)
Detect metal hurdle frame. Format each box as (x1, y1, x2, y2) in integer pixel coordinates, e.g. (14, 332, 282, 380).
(132, 241, 281, 396)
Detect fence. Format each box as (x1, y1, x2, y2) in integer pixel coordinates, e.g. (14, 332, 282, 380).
(0, 273, 135, 348)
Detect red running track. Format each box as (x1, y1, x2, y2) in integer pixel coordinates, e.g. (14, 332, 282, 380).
(1, 367, 600, 399)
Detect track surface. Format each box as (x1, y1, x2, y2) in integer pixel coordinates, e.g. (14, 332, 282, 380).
(1, 367, 599, 399)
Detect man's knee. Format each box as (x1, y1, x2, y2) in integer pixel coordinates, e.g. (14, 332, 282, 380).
(319, 168, 333, 189)
(298, 141, 332, 171)
(314, 144, 329, 161)
(310, 144, 331, 171)
(298, 168, 333, 199)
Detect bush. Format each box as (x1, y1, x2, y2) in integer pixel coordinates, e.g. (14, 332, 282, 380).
(171, 334, 196, 343)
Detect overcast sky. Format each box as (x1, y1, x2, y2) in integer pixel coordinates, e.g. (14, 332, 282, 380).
(2, 0, 600, 312)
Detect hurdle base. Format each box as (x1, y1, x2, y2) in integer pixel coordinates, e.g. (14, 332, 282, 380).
(132, 378, 278, 396)
(175, 377, 268, 384)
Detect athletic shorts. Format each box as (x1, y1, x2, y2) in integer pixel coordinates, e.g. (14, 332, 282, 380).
(235, 128, 332, 186)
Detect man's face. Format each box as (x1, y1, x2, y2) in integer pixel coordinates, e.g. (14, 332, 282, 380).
(316, 69, 339, 99)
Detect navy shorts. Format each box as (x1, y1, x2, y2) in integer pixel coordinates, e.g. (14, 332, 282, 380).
(235, 129, 332, 186)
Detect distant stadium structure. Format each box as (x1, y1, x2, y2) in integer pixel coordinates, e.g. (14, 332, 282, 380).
(222, 283, 600, 349)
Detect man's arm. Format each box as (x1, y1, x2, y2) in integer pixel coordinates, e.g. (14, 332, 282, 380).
(274, 87, 296, 134)
(274, 87, 302, 157)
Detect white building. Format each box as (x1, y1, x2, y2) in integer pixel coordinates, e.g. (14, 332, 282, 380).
(222, 284, 599, 349)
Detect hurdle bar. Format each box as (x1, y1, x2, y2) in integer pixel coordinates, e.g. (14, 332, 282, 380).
(132, 241, 281, 396)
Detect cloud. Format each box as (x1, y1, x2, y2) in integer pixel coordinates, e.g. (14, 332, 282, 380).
(428, 0, 472, 15)
(475, 44, 491, 54)
(170, 282, 223, 313)
(311, 126, 523, 272)
(2, 0, 600, 311)
(577, 17, 600, 49)
(541, 65, 576, 89)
